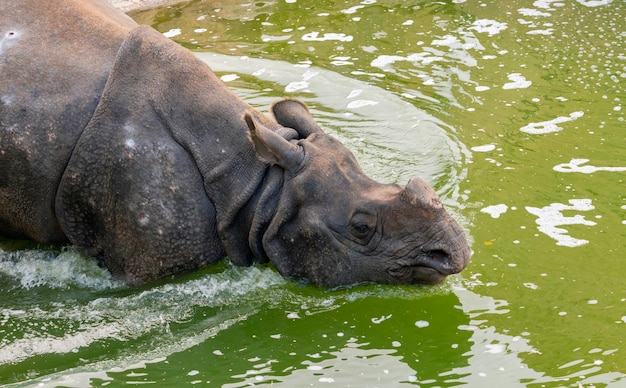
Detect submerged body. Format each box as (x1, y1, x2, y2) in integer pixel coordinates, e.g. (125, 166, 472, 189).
(0, 0, 470, 286)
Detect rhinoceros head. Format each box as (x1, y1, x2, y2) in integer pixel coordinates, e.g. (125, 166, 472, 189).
(245, 99, 470, 286)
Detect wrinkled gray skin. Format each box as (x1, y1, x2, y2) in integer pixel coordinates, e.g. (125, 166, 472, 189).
(0, 0, 471, 286)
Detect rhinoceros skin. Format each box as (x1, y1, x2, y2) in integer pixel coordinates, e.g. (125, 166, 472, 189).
(0, 0, 471, 286)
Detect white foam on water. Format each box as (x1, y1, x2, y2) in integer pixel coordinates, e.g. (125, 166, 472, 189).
(340, 5, 365, 14)
(553, 158, 626, 174)
(518, 8, 552, 16)
(346, 89, 363, 99)
(520, 111, 584, 134)
(220, 74, 239, 82)
(525, 199, 596, 247)
(262, 34, 293, 42)
(163, 28, 181, 38)
(370, 52, 442, 70)
(234, 342, 412, 386)
(480, 204, 509, 218)
(346, 99, 379, 109)
(468, 19, 508, 36)
(471, 144, 496, 152)
(0, 247, 123, 290)
(432, 34, 460, 47)
(527, 29, 554, 35)
(576, 0, 613, 6)
(502, 73, 532, 90)
(302, 32, 353, 42)
(285, 80, 309, 92)
(0, 265, 286, 366)
(370, 55, 405, 69)
(534, 0, 565, 9)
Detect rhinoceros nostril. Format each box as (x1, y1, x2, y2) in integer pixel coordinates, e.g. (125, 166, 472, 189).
(428, 249, 449, 262)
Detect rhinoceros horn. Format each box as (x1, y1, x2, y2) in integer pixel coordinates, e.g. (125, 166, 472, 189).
(244, 113, 305, 170)
(401, 176, 444, 210)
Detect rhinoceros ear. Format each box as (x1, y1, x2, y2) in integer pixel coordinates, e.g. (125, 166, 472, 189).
(245, 113, 304, 170)
(271, 99, 324, 138)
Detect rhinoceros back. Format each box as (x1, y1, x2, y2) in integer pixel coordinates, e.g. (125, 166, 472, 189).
(0, 0, 135, 242)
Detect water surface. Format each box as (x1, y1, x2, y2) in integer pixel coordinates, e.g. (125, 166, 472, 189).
(2, 0, 625, 386)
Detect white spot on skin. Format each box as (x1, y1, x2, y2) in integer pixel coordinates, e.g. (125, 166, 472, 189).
(1, 95, 12, 106)
(125, 139, 136, 149)
(138, 212, 149, 226)
(0, 30, 20, 56)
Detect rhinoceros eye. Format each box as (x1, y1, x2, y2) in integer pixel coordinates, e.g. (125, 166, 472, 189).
(350, 212, 376, 241)
(353, 223, 370, 235)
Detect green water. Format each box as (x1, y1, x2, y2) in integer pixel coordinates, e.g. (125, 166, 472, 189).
(1, 0, 625, 386)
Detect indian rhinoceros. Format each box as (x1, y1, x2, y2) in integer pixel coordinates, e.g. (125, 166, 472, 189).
(0, 0, 471, 286)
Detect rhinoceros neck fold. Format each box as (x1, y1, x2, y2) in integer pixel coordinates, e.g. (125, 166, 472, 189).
(110, 26, 284, 267)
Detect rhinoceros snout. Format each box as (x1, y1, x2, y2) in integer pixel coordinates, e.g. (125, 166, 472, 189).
(419, 211, 472, 277)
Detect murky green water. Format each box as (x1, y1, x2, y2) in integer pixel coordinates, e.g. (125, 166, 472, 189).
(2, 0, 625, 386)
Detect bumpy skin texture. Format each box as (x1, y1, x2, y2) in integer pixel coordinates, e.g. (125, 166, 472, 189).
(0, 0, 471, 286)
(0, 1, 135, 242)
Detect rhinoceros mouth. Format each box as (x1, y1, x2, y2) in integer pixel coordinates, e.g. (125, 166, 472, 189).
(387, 250, 455, 285)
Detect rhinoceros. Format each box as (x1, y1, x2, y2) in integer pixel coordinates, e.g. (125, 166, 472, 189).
(0, 0, 471, 286)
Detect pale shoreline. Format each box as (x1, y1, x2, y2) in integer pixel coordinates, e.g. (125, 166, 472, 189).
(110, 0, 187, 13)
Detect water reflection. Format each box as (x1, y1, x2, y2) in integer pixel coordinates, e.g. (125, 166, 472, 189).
(194, 52, 470, 200)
